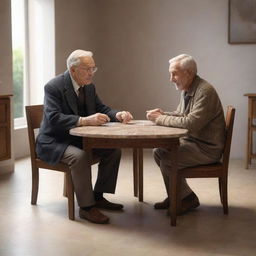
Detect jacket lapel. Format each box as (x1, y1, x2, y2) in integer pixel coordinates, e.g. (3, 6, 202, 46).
(183, 75, 201, 114)
(63, 70, 78, 114)
(181, 91, 186, 113)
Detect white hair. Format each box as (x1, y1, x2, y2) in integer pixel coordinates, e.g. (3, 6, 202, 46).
(169, 54, 197, 75)
(66, 49, 93, 70)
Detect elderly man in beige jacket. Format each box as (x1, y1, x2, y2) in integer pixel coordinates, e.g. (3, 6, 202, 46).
(146, 54, 225, 215)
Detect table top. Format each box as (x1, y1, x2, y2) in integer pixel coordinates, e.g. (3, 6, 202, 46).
(0, 94, 12, 99)
(70, 120, 188, 139)
(244, 93, 256, 97)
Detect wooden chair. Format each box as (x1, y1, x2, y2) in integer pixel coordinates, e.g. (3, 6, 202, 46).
(26, 105, 75, 220)
(172, 106, 236, 226)
(26, 105, 99, 220)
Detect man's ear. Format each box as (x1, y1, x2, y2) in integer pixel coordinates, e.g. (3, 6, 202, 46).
(185, 69, 194, 79)
(70, 66, 75, 75)
(184, 69, 190, 75)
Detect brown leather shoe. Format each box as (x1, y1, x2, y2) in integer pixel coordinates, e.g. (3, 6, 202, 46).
(79, 207, 109, 224)
(95, 198, 123, 211)
(167, 192, 200, 216)
(154, 198, 169, 209)
(180, 192, 200, 215)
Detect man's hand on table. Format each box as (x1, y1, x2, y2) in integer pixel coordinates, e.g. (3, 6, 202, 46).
(80, 113, 110, 126)
(146, 108, 164, 122)
(116, 111, 133, 123)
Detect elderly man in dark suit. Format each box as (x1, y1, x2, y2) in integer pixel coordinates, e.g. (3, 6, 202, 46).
(36, 49, 133, 224)
(146, 54, 225, 215)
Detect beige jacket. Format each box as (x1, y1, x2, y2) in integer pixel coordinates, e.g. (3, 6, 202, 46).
(156, 75, 225, 160)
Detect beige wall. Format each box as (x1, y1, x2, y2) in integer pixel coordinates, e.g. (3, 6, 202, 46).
(55, 0, 256, 159)
(0, 0, 14, 174)
(0, 0, 13, 95)
(2, 0, 256, 161)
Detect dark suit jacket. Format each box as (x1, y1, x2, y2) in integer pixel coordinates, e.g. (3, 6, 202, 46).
(36, 70, 118, 165)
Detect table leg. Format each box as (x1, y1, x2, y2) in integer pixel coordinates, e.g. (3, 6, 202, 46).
(246, 121, 249, 169)
(138, 148, 143, 202)
(249, 126, 252, 167)
(246, 101, 251, 169)
(133, 148, 138, 197)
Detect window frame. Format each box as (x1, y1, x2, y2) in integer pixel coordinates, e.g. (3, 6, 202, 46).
(12, 0, 30, 129)
(12, 0, 55, 129)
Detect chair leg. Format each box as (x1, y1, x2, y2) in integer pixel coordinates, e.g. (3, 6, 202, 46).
(63, 173, 68, 197)
(170, 173, 177, 226)
(218, 178, 223, 204)
(219, 177, 228, 215)
(133, 148, 144, 201)
(66, 171, 75, 220)
(169, 148, 179, 226)
(31, 166, 39, 205)
(177, 176, 182, 216)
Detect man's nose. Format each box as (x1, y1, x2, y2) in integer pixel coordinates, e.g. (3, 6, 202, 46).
(88, 71, 94, 76)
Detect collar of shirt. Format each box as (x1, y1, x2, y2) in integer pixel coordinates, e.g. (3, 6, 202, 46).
(182, 75, 200, 98)
(70, 73, 82, 96)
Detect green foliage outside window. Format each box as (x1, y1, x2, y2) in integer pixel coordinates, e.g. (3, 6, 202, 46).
(12, 48, 24, 118)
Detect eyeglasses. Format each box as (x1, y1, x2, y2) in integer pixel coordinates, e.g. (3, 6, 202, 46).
(79, 66, 98, 73)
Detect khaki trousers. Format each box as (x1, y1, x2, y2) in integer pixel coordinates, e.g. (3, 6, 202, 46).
(153, 139, 217, 199)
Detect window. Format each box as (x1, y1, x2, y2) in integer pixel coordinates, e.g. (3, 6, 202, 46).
(11, 0, 55, 128)
(11, 0, 27, 122)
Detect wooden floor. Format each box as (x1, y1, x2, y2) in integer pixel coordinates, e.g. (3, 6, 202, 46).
(0, 150, 256, 256)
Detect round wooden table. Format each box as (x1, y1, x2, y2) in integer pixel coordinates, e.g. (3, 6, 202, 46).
(70, 120, 188, 226)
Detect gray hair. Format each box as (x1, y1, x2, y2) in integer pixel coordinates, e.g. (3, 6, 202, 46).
(66, 49, 93, 70)
(169, 54, 197, 75)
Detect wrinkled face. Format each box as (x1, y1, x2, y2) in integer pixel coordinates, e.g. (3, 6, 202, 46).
(169, 63, 191, 91)
(70, 56, 96, 85)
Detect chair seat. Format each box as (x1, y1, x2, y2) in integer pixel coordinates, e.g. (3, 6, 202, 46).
(35, 158, 70, 172)
(181, 162, 223, 178)
(35, 156, 100, 172)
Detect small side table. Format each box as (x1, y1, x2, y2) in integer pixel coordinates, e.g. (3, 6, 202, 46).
(244, 93, 256, 169)
(0, 95, 12, 161)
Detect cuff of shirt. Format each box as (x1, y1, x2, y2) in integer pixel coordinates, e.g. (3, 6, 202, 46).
(77, 117, 83, 126)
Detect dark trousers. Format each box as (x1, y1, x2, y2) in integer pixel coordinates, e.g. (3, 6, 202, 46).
(61, 145, 121, 207)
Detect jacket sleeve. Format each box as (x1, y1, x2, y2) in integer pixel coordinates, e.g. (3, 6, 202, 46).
(164, 94, 183, 116)
(44, 83, 79, 132)
(155, 86, 221, 133)
(93, 87, 119, 122)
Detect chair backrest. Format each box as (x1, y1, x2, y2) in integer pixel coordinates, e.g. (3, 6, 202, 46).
(222, 106, 235, 169)
(25, 105, 44, 160)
